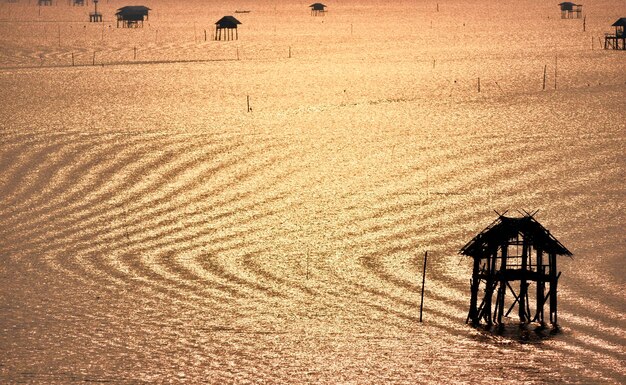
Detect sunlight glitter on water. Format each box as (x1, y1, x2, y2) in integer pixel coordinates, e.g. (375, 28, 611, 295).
(1, 0, 625, 384)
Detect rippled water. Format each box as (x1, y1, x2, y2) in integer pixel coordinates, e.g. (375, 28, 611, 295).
(1, 0, 625, 383)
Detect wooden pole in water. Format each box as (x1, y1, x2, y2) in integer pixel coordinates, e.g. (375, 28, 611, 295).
(477, 77, 480, 92)
(92, 51, 96, 65)
(288, 46, 291, 58)
(204, 29, 207, 42)
(583, 15, 586, 32)
(554, 55, 557, 90)
(58, 25, 61, 47)
(247, 95, 250, 112)
(306, 250, 309, 280)
(237, 47, 240, 60)
(419, 251, 428, 322)
(543, 64, 547, 90)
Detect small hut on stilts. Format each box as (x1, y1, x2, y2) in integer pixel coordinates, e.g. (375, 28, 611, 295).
(310, 3, 327, 16)
(461, 213, 572, 328)
(89, 0, 102, 22)
(214, 16, 241, 41)
(558, 2, 582, 19)
(116, 6, 150, 28)
(604, 18, 626, 50)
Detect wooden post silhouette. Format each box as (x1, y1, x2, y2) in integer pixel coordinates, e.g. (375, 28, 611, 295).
(419, 251, 428, 322)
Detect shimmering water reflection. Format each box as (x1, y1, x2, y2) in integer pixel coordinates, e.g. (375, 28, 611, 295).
(0, 0, 625, 383)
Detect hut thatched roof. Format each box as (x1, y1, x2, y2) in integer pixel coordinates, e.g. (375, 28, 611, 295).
(116, 6, 151, 17)
(310, 3, 327, 10)
(558, 2, 578, 10)
(460, 214, 572, 258)
(215, 16, 241, 28)
(612, 18, 626, 27)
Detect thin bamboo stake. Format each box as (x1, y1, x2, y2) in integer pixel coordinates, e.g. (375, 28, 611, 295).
(419, 251, 428, 322)
(554, 55, 557, 90)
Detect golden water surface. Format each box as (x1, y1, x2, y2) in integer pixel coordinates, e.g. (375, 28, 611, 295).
(0, 0, 625, 383)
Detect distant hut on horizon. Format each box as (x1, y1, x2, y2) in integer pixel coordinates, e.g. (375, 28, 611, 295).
(89, 0, 102, 22)
(558, 2, 582, 19)
(72, 0, 85, 6)
(116, 5, 150, 28)
(310, 3, 327, 16)
(604, 18, 626, 50)
(38, 0, 52, 5)
(461, 213, 572, 328)
(214, 16, 241, 41)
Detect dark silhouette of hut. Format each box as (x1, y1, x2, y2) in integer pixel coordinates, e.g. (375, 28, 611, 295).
(116, 5, 150, 28)
(604, 18, 626, 50)
(558, 2, 582, 19)
(72, 0, 85, 5)
(214, 16, 241, 41)
(38, 0, 52, 5)
(310, 3, 327, 16)
(461, 213, 572, 328)
(89, 0, 102, 22)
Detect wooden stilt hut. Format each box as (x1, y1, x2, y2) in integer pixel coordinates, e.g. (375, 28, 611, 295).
(72, 0, 85, 6)
(214, 16, 241, 41)
(89, 0, 102, 22)
(38, 0, 52, 5)
(116, 5, 150, 28)
(461, 213, 572, 328)
(310, 3, 327, 16)
(604, 18, 626, 50)
(558, 2, 582, 19)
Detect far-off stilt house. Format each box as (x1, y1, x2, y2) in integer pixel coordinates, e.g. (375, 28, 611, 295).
(38, 0, 52, 5)
(605, 18, 626, 50)
(116, 6, 150, 28)
(461, 214, 572, 328)
(72, 0, 85, 6)
(214, 16, 241, 41)
(558, 2, 582, 19)
(89, 0, 102, 22)
(310, 3, 327, 16)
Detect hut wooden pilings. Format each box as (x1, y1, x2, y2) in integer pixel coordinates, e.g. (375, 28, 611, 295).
(461, 213, 572, 328)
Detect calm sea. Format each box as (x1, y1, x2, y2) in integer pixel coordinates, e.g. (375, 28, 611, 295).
(0, 0, 625, 383)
